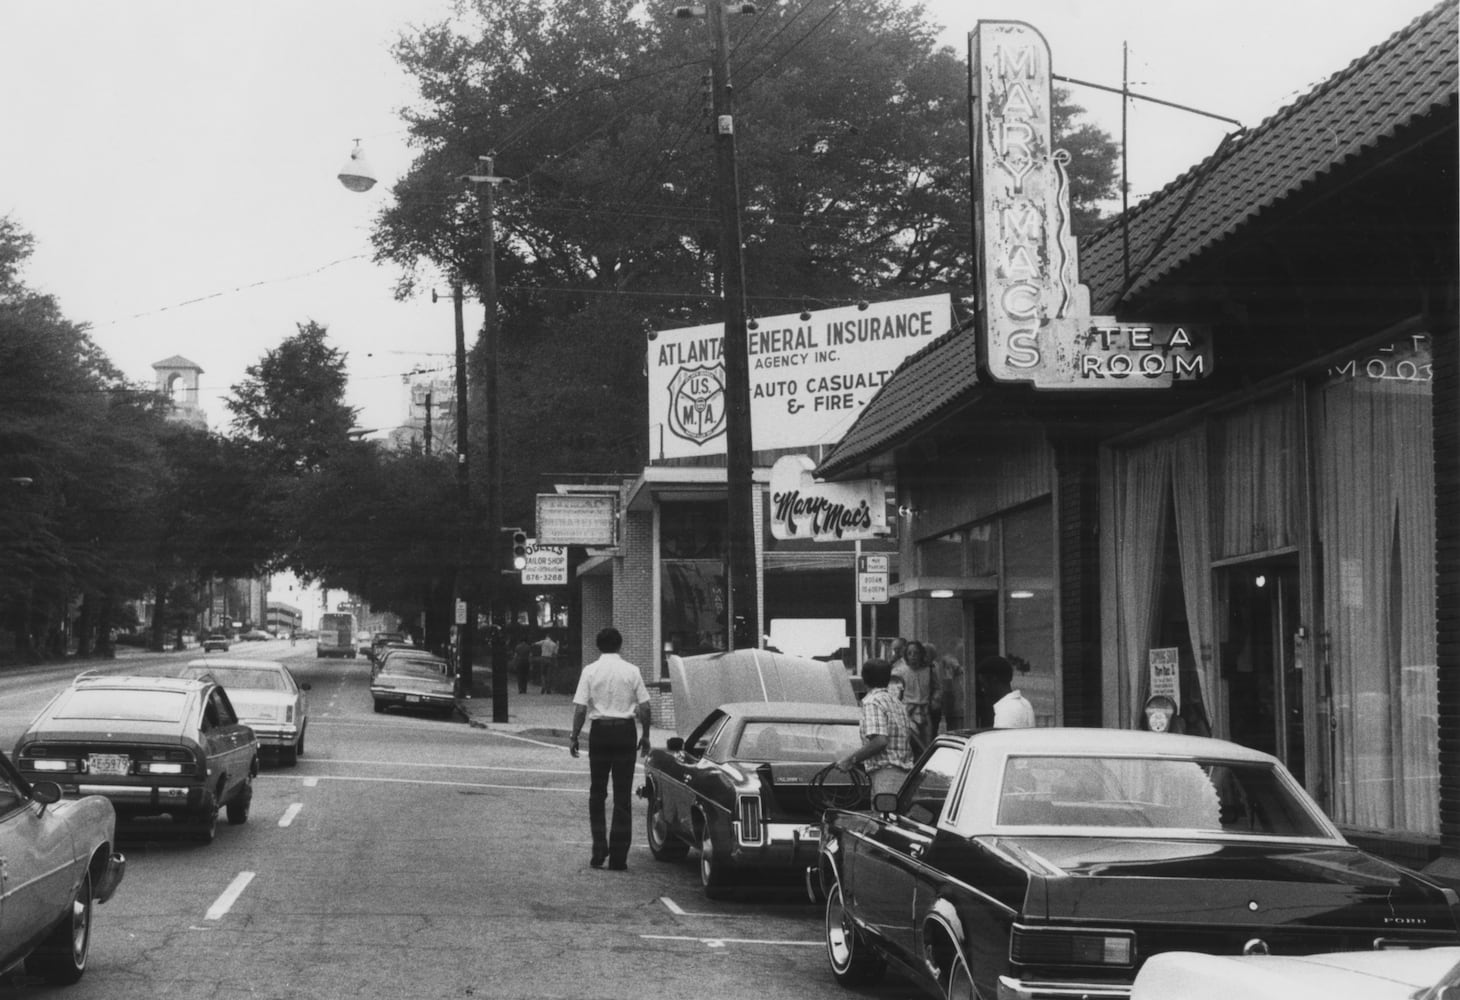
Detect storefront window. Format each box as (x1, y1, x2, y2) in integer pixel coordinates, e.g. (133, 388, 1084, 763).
(1313, 357, 1436, 836)
(1003, 503, 1055, 725)
(921, 528, 964, 576)
(660, 501, 727, 655)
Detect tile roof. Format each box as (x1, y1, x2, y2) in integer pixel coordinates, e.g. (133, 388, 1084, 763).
(151, 355, 203, 371)
(818, 0, 1457, 478)
(1079, 0, 1458, 311)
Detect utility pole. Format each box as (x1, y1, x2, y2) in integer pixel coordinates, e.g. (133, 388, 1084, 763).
(466, 155, 511, 722)
(451, 284, 474, 696)
(682, 0, 759, 650)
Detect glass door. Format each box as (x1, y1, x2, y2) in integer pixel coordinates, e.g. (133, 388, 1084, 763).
(1218, 559, 1304, 783)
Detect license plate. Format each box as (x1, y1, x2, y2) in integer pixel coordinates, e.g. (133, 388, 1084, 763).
(87, 754, 130, 776)
(406, 695, 421, 703)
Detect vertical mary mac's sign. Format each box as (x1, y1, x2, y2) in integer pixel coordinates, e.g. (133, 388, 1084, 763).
(647, 295, 951, 460)
(972, 22, 1211, 388)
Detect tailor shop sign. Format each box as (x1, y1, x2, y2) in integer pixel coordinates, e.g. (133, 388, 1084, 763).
(973, 21, 1211, 389)
(768, 455, 887, 543)
(646, 294, 951, 460)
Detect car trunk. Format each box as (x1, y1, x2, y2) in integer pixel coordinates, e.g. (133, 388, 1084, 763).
(755, 761, 869, 819)
(1016, 837, 1460, 951)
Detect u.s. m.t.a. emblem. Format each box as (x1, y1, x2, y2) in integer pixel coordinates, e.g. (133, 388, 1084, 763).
(666, 365, 725, 445)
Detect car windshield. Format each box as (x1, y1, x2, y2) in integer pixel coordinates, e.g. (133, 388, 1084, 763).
(734, 721, 862, 761)
(185, 667, 286, 692)
(56, 688, 188, 723)
(996, 754, 1331, 837)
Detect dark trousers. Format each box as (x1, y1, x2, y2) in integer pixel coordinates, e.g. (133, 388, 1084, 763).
(588, 719, 637, 865)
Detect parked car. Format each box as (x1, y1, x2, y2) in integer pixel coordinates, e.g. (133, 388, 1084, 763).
(199, 631, 230, 652)
(370, 652, 456, 719)
(180, 659, 310, 766)
(369, 631, 407, 664)
(641, 649, 863, 899)
(237, 629, 271, 642)
(1131, 946, 1460, 1000)
(0, 747, 125, 985)
(816, 728, 1460, 1000)
(14, 674, 260, 843)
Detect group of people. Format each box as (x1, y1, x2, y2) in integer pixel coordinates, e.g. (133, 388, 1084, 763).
(836, 641, 1035, 797)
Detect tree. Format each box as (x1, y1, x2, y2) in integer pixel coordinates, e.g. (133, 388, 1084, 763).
(376, 0, 1120, 532)
(0, 215, 171, 659)
(227, 321, 357, 475)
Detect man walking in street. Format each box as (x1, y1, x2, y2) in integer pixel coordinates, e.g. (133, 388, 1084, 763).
(570, 626, 651, 870)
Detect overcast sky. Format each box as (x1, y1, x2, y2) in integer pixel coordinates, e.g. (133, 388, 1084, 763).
(0, 0, 1440, 434)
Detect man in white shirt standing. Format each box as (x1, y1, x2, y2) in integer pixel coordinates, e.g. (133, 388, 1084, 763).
(975, 655, 1036, 729)
(570, 627, 652, 870)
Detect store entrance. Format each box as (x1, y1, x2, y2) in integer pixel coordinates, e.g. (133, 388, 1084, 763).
(1218, 558, 1304, 784)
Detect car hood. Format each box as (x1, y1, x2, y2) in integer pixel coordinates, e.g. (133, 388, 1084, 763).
(1000, 837, 1458, 933)
(1133, 947, 1460, 1000)
(667, 649, 857, 737)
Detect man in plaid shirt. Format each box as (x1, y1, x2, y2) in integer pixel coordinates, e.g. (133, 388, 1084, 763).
(835, 658, 915, 797)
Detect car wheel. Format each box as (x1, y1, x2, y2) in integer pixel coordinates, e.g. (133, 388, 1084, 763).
(373, 700, 385, 714)
(946, 951, 981, 1000)
(297, 726, 305, 758)
(29, 870, 91, 984)
(699, 826, 734, 900)
(825, 882, 886, 986)
(227, 777, 252, 825)
(646, 783, 689, 861)
(189, 808, 219, 843)
(280, 742, 298, 767)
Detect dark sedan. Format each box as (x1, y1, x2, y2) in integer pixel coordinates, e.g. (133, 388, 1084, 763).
(641, 649, 863, 899)
(816, 728, 1460, 1000)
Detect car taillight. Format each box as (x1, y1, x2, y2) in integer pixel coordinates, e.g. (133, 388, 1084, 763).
(738, 795, 763, 844)
(137, 748, 196, 776)
(1010, 925, 1135, 967)
(285, 705, 294, 723)
(17, 745, 79, 773)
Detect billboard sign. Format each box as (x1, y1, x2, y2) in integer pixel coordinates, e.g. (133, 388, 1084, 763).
(535, 494, 618, 547)
(647, 295, 952, 459)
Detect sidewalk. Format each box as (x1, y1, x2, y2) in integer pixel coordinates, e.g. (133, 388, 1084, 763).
(455, 685, 669, 746)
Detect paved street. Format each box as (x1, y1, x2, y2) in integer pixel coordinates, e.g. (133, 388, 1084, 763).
(0, 643, 917, 1000)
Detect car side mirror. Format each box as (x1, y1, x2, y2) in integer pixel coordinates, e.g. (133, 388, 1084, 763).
(666, 737, 684, 753)
(30, 780, 62, 806)
(872, 792, 899, 814)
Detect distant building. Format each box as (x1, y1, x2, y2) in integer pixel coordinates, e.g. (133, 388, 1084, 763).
(151, 355, 207, 429)
(389, 371, 457, 454)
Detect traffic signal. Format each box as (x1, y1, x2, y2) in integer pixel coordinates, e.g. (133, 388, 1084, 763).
(511, 530, 528, 570)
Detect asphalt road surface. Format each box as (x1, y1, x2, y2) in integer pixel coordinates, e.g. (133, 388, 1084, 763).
(0, 643, 919, 1000)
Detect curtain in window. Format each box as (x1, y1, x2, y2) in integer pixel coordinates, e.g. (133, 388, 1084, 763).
(1171, 427, 1216, 728)
(1114, 441, 1171, 724)
(1313, 377, 1437, 834)
(1214, 394, 1300, 559)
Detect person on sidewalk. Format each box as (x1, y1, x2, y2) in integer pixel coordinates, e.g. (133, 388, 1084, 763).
(569, 626, 651, 871)
(833, 658, 915, 798)
(513, 632, 532, 694)
(975, 655, 1036, 729)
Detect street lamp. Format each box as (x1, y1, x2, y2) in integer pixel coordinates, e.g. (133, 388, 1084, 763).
(337, 140, 377, 193)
